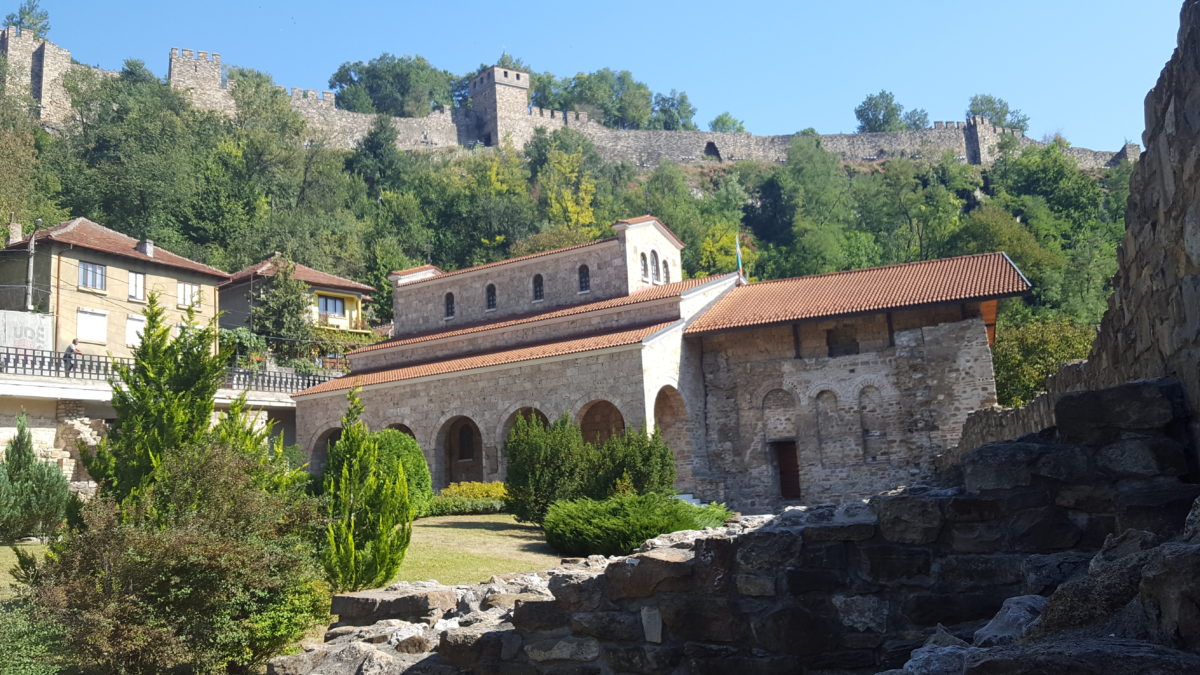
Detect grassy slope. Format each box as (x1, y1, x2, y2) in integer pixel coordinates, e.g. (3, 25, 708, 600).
(396, 514, 561, 586)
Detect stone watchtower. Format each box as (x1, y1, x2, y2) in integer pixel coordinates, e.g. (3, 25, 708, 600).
(167, 47, 234, 114)
(466, 65, 530, 147)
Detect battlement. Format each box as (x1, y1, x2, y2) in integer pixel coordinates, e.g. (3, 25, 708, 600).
(527, 105, 589, 125)
(169, 47, 222, 65)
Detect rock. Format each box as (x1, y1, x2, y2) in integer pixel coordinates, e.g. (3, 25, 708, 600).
(390, 624, 437, 654)
(437, 621, 510, 667)
(1008, 507, 1082, 552)
(832, 594, 888, 633)
(751, 606, 835, 657)
(267, 648, 328, 675)
(860, 543, 933, 584)
(330, 586, 457, 626)
(481, 592, 548, 611)
(902, 645, 974, 675)
(1097, 436, 1188, 477)
(546, 569, 609, 612)
(604, 645, 683, 673)
(734, 573, 776, 596)
(961, 442, 1049, 492)
(1137, 542, 1200, 650)
(1089, 529, 1164, 574)
(873, 492, 944, 545)
(569, 611, 642, 642)
(603, 547, 694, 599)
(640, 606, 662, 643)
(963, 638, 1200, 674)
(1022, 553, 1093, 595)
(1115, 484, 1200, 537)
(511, 598, 570, 633)
(1184, 497, 1200, 543)
(523, 636, 600, 663)
(902, 593, 1006, 627)
(935, 555, 1023, 593)
(948, 522, 1006, 554)
(659, 594, 744, 643)
(1054, 380, 1185, 446)
(972, 595, 1047, 647)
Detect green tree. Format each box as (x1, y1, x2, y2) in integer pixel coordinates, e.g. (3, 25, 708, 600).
(854, 90, 905, 132)
(504, 413, 594, 524)
(374, 429, 431, 518)
(902, 108, 930, 130)
(329, 54, 456, 117)
(648, 89, 698, 131)
(0, 413, 70, 541)
(4, 0, 48, 38)
(346, 116, 405, 198)
(967, 93, 1030, 131)
(250, 257, 318, 361)
(321, 389, 412, 591)
(992, 317, 1095, 406)
(85, 295, 227, 505)
(708, 112, 746, 133)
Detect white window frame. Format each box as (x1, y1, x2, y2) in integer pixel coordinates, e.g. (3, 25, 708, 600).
(125, 315, 146, 347)
(78, 261, 106, 291)
(128, 271, 146, 301)
(76, 307, 108, 344)
(177, 282, 202, 308)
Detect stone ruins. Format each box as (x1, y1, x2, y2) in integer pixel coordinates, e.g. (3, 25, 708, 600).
(0, 27, 1139, 169)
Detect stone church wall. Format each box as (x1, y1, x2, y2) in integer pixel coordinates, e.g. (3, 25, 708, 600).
(699, 314, 995, 512)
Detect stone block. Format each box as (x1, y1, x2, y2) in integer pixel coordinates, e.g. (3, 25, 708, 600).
(935, 555, 1024, 592)
(659, 595, 744, 643)
(1097, 436, 1188, 477)
(511, 599, 570, 633)
(547, 571, 609, 612)
(1054, 484, 1117, 512)
(524, 636, 600, 663)
(733, 529, 803, 572)
(872, 493, 944, 544)
(944, 489, 1049, 522)
(961, 442, 1046, 492)
(1007, 507, 1082, 552)
(1022, 552, 1093, 595)
(972, 595, 1047, 647)
(858, 543, 932, 585)
(751, 606, 835, 656)
(437, 622, 508, 667)
(735, 573, 776, 596)
(330, 587, 457, 626)
(832, 594, 888, 633)
(692, 536, 737, 593)
(949, 522, 1006, 553)
(641, 605, 662, 643)
(901, 592, 1006, 626)
(962, 638, 1200, 673)
(568, 611, 641, 642)
(482, 592, 548, 611)
(604, 548, 693, 599)
(1115, 484, 1200, 537)
(603, 645, 682, 674)
(785, 567, 848, 593)
(1137, 542, 1200, 649)
(1055, 379, 1185, 446)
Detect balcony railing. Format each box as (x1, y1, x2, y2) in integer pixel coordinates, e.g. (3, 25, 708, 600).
(0, 347, 333, 394)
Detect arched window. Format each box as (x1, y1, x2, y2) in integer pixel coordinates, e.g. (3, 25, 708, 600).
(578, 265, 590, 293)
(651, 251, 661, 282)
(485, 284, 497, 310)
(640, 254, 649, 280)
(444, 292, 455, 318)
(532, 274, 544, 301)
(663, 260, 671, 283)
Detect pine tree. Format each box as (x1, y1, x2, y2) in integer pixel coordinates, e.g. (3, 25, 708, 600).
(0, 412, 70, 541)
(321, 389, 412, 591)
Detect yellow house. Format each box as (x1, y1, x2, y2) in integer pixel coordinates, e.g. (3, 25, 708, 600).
(0, 218, 229, 359)
(219, 255, 374, 336)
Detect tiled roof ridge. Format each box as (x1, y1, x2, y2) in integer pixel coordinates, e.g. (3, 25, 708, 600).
(390, 263, 443, 276)
(298, 320, 671, 396)
(745, 252, 1011, 287)
(350, 273, 728, 355)
(398, 237, 618, 287)
(224, 255, 374, 292)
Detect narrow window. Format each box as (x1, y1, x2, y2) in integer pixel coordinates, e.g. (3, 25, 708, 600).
(578, 265, 590, 293)
(78, 261, 106, 290)
(177, 282, 201, 307)
(485, 283, 497, 310)
(651, 251, 660, 282)
(128, 271, 145, 300)
(532, 274, 544, 301)
(662, 261, 670, 283)
(318, 295, 345, 317)
(640, 253, 649, 280)
(444, 292, 455, 318)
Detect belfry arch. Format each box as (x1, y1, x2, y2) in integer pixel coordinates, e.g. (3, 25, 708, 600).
(578, 400, 625, 445)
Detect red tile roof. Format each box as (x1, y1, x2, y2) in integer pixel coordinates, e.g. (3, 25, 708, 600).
(390, 264, 443, 276)
(398, 238, 618, 287)
(350, 274, 730, 355)
(8, 218, 229, 279)
(685, 252, 1030, 335)
(296, 321, 672, 396)
(224, 256, 374, 293)
(614, 215, 686, 249)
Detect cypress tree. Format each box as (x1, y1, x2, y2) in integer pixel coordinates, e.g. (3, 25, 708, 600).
(0, 413, 70, 541)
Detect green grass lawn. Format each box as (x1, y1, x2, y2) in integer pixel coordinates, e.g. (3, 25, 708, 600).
(0, 543, 46, 600)
(395, 513, 562, 586)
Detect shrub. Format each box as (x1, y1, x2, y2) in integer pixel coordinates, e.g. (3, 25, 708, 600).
(592, 427, 675, 497)
(0, 599, 63, 674)
(421, 495, 506, 518)
(0, 413, 71, 542)
(375, 429, 432, 519)
(542, 493, 732, 557)
(321, 390, 412, 591)
(504, 413, 595, 524)
(440, 481, 507, 500)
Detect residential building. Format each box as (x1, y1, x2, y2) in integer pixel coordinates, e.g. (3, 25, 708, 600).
(293, 216, 1030, 512)
(220, 255, 375, 336)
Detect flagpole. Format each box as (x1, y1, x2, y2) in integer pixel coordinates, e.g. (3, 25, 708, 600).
(735, 230, 745, 284)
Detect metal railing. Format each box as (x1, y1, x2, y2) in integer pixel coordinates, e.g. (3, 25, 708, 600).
(0, 346, 333, 394)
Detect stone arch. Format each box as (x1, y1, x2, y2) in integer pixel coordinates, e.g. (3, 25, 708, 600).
(386, 423, 416, 438)
(501, 406, 550, 445)
(815, 390, 839, 464)
(577, 399, 625, 445)
(309, 427, 341, 475)
(437, 416, 483, 486)
(653, 386, 692, 489)
(859, 386, 887, 462)
(704, 141, 722, 161)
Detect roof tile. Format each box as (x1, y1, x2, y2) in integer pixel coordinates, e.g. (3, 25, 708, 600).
(298, 321, 671, 396)
(686, 252, 1030, 335)
(224, 256, 374, 293)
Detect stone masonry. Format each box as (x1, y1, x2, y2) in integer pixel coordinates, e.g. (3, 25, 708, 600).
(1, 26, 1137, 169)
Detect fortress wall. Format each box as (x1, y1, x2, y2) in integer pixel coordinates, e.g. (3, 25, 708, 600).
(582, 128, 793, 166)
(820, 126, 970, 162)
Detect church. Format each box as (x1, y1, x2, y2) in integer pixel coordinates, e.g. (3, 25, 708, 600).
(293, 216, 1029, 512)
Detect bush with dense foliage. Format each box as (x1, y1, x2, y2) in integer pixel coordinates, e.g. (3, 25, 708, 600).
(17, 300, 329, 673)
(321, 390, 412, 591)
(505, 414, 679, 524)
(0, 598, 63, 675)
(992, 317, 1096, 406)
(542, 493, 731, 557)
(421, 494, 507, 518)
(440, 481, 507, 500)
(0, 413, 70, 542)
(375, 429, 432, 519)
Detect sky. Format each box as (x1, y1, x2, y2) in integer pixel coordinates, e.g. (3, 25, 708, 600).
(34, 1, 1183, 152)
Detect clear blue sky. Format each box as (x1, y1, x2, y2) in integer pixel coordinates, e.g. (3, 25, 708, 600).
(40, 0, 1182, 151)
